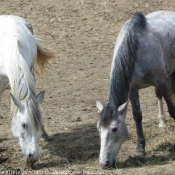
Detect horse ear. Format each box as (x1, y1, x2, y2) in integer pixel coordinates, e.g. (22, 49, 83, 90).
(96, 100, 103, 113)
(36, 91, 45, 104)
(10, 93, 23, 110)
(118, 100, 128, 115)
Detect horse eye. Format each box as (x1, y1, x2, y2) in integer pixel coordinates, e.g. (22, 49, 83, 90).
(22, 123, 26, 128)
(112, 127, 118, 132)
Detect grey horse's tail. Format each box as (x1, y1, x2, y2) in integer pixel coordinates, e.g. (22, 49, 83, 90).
(170, 70, 175, 100)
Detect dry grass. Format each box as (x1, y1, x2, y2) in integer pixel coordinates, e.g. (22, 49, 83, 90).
(1, 0, 175, 175)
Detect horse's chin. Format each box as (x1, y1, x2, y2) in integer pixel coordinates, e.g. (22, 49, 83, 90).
(100, 163, 117, 169)
(100, 158, 117, 169)
(26, 158, 37, 168)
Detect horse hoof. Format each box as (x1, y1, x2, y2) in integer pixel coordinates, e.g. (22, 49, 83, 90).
(135, 145, 146, 155)
(158, 121, 166, 128)
(158, 114, 166, 128)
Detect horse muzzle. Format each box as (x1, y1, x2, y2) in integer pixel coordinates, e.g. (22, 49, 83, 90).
(99, 158, 116, 169)
(26, 153, 38, 167)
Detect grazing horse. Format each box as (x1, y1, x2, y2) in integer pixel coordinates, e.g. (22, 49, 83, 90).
(96, 11, 175, 168)
(0, 15, 54, 165)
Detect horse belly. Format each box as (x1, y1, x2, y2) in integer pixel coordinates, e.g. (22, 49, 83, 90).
(132, 77, 153, 89)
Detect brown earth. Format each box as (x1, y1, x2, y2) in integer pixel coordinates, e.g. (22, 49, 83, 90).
(1, 0, 175, 175)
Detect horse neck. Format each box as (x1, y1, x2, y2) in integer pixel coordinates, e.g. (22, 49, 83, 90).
(9, 38, 36, 102)
(11, 76, 36, 116)
(108, 39, 135, 109)
(10, 56, 36, 115)
(108, 75, 132, 110)
(108, 13, 146, 109)
(11, 70, 36, 100)
(3, 17, 37, 117)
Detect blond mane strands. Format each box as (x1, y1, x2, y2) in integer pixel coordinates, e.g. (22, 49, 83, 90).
(35, 37, 55, 75)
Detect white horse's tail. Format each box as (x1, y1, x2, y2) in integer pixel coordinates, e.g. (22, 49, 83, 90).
(34, 37, 54, 74)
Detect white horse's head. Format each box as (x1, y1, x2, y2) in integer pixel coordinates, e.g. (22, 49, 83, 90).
(10, 91, 44, 165)
(96, 100, 128, 168)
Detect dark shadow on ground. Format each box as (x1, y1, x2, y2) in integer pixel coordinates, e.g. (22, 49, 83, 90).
(35, 123, 100, 169)
(0, 138, 8, 164)
(0, 138, 7, 143)
(118, 142, 175, 168)
(34, 124, 175, 170)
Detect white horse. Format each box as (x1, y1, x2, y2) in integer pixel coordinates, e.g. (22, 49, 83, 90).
(0, 15, 54, 165)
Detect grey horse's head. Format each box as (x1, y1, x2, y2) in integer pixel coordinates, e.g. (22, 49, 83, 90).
(96, 100, 128, 168)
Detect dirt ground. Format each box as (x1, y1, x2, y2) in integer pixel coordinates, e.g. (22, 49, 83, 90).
(1, 0, 175, 174)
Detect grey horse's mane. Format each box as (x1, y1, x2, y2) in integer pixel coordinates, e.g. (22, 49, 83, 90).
(100, 12, 147, 127)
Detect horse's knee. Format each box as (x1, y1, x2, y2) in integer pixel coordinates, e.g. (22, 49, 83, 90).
(133, 110, 142, 122)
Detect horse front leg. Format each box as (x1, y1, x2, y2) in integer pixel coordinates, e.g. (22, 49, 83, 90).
(0, 78, 8, 118)
(155, 88, 166, 128)
(41, 125, 48, 140)
(129, 89, 146, 154)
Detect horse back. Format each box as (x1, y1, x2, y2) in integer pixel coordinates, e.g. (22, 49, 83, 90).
(132, 11, 175, 89)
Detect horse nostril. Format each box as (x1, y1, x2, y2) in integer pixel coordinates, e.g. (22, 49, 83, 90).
(28, 153, 33, 158)
(105, 160, 109, 166)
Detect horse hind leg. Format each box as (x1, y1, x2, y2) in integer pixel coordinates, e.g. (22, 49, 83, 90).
(170, 70, 175, 102)
(155, 88, 166, 128)
(156, 77, 175, 120)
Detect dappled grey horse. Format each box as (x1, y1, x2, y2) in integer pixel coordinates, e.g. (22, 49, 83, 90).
(96, 11, 175, 168)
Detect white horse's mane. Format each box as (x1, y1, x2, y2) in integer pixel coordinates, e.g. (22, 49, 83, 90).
(1, 15, 43, 135)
